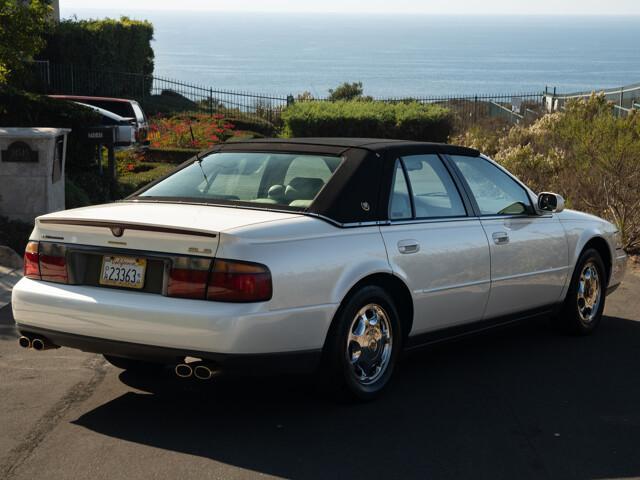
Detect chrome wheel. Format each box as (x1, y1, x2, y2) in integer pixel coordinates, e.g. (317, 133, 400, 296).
(577, 261, 602, 324)
(346, 303, 393, 386)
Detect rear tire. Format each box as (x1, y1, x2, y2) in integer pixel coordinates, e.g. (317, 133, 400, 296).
(559, 248, 607, 335)
(322, 285, 402, 401)
(103, 355, 163, 372)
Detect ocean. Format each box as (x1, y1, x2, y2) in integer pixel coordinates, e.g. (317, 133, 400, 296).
(62, 9, 640, 97)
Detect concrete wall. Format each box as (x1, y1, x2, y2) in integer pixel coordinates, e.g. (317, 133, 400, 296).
(0, 128, 70, 223)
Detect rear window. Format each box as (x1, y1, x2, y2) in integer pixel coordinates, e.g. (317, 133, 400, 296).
(92, 101, 134, 118)
(138, 152, 342, 209)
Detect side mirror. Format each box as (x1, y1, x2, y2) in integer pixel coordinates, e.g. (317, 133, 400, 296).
(537, 192, 565, 213)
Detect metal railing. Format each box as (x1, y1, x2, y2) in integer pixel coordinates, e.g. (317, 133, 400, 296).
(544, 82, 640, 115)
(375, 93, 545, 126)
(33, 61, 640, 126)
(28, 61, 290, 124)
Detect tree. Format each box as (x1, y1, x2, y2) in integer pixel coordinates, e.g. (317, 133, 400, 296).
(0, 0, 51, 86)
(328, 81, 364, 101)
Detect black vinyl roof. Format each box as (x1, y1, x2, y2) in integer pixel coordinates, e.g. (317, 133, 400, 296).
(221, 137, 479, 156)
(131, 138, 481, 226)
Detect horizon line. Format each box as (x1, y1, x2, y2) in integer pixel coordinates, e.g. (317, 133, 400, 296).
(60, 9, 640, 16)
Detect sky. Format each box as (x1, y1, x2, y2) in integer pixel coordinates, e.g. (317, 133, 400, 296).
(60, 0, 640, 15)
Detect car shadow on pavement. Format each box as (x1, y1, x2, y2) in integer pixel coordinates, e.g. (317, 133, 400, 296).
(72, 316, 640, 480)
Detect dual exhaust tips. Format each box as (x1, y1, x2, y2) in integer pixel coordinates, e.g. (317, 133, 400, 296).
(175, 361, 219, 380)
(18, 335, 59, 351)
(19, 335, 217, 380)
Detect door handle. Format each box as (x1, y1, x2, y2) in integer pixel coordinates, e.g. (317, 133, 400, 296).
(492, 231, 509, 245)
(398, 239, 420, 254)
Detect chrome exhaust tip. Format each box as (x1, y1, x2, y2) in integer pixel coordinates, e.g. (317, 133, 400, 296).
(31, 338, 45, 351)
(193, 364, 215, 380)
(174, 363, 193, 378)
(18, 336, 31, 349)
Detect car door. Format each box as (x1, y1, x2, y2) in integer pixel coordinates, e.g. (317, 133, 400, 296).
(448, 154, 569, 318)
(380, 153, 491, 336)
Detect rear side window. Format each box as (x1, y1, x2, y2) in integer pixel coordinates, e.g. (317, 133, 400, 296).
(450, 155, 532, 215)
(389, 160, 412, 220)
(389, 154, 466, 220)
(139, 152, 342, 210)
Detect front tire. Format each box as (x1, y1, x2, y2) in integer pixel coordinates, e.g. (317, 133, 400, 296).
(323, 286, 402, 401)
(560, 248, 607, 335)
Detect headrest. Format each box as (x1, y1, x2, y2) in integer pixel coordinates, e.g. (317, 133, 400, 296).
(285, 177, 325, 201)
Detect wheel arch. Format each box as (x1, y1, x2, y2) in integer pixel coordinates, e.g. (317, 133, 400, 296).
(324, 272, 414, 352)
(581, 236, 613, 284)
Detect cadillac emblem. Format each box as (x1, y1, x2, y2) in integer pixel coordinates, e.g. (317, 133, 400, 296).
(110, 226, 124, 237)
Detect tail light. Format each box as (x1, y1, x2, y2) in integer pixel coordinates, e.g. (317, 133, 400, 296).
(24, 241, 40, 279)
(207, 259, 272, 302)
(39, 243, 68, 283)
(167, 257, 272, 302)
(23, 241, 68, 283)
(167, 257, 211, 299)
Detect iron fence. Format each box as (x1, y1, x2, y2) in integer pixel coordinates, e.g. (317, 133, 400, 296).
(28, 61, 290, 124)
(545, 82, 640, 116)
(376, 93, 545, 126)
(29, 61, 638, 126)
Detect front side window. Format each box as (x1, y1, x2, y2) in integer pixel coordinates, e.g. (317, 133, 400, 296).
(139, 152, 342, 209)
(450, 155, 532, 215)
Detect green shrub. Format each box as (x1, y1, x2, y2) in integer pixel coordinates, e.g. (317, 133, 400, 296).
(141, 91, 197, 116)
(65, 179, 91, 209)
(454, 94, 640, 252)
(282, 100, 453, 142)
(328, 82, 366, 101)
(38, 16, 154, 95)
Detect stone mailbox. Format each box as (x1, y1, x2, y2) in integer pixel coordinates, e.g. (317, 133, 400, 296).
(0, 127, 71, 222)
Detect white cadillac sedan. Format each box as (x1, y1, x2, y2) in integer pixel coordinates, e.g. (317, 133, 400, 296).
(12, 138, 627, 400)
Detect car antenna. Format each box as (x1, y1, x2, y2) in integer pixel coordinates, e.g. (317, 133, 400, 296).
(195, 152, 209, 183)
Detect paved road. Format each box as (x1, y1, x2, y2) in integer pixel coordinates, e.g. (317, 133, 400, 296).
(1, 269, 639, 480)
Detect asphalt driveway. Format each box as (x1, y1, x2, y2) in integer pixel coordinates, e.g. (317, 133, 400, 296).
(1, 268, 639, 480)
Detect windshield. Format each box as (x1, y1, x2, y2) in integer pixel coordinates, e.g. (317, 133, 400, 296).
(138, 152, 343, 209)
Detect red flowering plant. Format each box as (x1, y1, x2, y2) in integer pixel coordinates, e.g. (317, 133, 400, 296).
(148, 113, 237, 150)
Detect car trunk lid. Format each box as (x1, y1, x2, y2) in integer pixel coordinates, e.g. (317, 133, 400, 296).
(35, 201, 300, 257)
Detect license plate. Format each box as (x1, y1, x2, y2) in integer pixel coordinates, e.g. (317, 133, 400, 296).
(99, 256, 147, 289)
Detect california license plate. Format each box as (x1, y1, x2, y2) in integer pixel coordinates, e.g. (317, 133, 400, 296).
(99, 256, 147, 289)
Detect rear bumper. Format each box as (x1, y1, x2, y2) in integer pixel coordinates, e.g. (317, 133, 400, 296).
(11, 277, 336, 359)
(16, 325, 321, 374)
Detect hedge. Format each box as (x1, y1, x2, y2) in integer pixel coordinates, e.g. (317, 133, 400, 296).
(281, 100, 453, 142)
(38, 16, 154, 96)
(0, 90, 100, 174)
